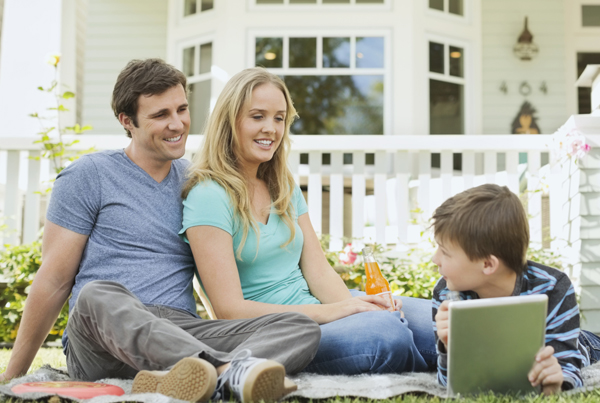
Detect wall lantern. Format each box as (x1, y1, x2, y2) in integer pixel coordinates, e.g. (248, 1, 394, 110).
(513, 17, 538, 61)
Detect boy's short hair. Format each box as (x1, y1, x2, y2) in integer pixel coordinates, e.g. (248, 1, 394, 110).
(431, 184, 529, 275)
(111, 58, 187, 138)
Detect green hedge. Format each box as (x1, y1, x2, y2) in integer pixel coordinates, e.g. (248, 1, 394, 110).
(0, 238, 566, 343)
(327, 240, 566, 301)
(0, 242, 68, 343)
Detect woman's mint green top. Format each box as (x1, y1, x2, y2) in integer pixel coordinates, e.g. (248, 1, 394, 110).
(180, 180, 321, 306)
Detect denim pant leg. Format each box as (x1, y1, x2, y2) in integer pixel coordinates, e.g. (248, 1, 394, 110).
(303, 310, 428, 375)
(396, 296, 437, 370)
(349, 290, 437, 370)
(580, 329, 600, 365)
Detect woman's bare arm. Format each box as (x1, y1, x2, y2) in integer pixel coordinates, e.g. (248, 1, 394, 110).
(186, 225, 389, 324)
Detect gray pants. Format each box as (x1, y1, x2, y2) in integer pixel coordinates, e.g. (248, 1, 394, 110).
(65, 281, 321, 381)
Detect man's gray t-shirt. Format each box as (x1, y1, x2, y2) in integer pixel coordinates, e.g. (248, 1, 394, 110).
(47, 150, 197, 325)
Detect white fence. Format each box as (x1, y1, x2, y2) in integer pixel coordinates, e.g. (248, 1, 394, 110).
(0, 134, 574, 251)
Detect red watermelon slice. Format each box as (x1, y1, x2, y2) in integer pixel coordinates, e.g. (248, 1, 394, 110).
(12, 381, 125, 399)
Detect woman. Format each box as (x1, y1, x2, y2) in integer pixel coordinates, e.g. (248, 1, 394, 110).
(179, 67, 436, 375)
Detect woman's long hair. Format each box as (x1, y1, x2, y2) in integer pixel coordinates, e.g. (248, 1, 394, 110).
(182, 67, 299, 259)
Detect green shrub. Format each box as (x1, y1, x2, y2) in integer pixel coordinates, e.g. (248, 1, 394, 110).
(326, 238, 569, 301)
(0, 242, 68, 343)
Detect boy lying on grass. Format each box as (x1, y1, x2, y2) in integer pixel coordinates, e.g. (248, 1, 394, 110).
(430, 184, 600, 395)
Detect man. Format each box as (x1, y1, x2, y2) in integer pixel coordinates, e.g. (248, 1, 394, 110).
(0, 59, 320, 403)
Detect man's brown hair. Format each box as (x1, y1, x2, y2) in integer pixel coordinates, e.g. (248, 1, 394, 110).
(431, 184, 529, 275)
(111, 58, 187, 138)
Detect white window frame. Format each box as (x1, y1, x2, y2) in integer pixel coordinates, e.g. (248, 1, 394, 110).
(176, 35, 215, 132)
(425, 0, 470, 24)
(573, 0, 600, 32)
(177, 0, 216, 25)
(426, 34, 472, 135)
(248, 29, 392, 135)
(248, 0, 391, 11)
(177, 35, 214, 83)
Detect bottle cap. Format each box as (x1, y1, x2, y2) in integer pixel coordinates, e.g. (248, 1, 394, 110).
(362, 247, 372, 255)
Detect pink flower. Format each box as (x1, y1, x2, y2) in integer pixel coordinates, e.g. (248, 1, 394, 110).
(339, 243, 357, 265)
(560, 129, 592, 160)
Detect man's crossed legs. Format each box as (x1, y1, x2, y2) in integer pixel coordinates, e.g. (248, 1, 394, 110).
(65, 281, 321, 402)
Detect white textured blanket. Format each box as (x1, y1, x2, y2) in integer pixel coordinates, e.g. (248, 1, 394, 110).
(1, 363, 599, 402)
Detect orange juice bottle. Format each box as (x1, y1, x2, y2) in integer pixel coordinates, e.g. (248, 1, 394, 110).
(362, 247, 395, 312)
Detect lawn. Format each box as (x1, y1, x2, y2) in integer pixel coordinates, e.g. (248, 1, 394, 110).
(1, 348, 599, 402)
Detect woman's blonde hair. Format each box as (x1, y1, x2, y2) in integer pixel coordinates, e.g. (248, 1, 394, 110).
(182, 67, 299, 259)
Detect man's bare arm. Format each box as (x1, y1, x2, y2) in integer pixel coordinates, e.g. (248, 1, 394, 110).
(0, 221, 88, 381)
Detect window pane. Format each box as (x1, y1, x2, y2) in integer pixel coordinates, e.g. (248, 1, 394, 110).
(184, 0, 197, 16)
(201, 0, 213, 11)
(356, 37, 384, 68)
(449, 46, 463, 77)
(356, 0, 384, 3)
(290, 0, 316, 3)
(199, 43, 212, 74)
(429, 0, 443, 11)
(582, 5, 600, 27)
(429, 42, 444, 74)
(430, 79, 464, 134)
(285, 75, 383, 134)
(323, 0, 350, 3)
(183, 46, 195, 77)
(257, 0, 284, 3)
(449, 0, 463, 15)
(323, 37, 350, 68)
(256, 37, 283, 68)
(189, 81, 211, 135)
(290, 37, 317, 68)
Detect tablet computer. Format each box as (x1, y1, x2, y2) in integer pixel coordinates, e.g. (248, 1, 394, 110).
(447, 294, 548, 396)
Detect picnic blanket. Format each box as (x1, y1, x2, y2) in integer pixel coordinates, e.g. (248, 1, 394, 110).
(2, 362, 600, 402)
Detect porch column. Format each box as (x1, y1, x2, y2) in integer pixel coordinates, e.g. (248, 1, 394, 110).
(574, 65, 600, 333)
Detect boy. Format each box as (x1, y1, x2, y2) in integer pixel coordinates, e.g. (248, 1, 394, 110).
(431, 184, 600, 395)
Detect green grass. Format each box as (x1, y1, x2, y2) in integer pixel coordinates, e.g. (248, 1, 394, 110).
(0, 348, 66, 375)
(1, 348, 599, 402)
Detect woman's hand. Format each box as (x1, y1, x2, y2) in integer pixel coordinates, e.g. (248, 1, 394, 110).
(315, 294, 395, 324)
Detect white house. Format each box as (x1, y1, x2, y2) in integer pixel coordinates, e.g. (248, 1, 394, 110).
(0, 0, 600, 331)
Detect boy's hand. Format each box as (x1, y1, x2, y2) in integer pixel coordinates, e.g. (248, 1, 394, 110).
(528, 346, 563, 395)
(435, 300, 450, 348)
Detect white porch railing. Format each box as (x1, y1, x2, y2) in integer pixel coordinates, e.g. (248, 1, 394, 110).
(0, 134, 576, 252)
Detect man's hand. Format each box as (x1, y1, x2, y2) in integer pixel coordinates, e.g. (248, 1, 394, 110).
(435, 300, 450, 347)
(528, 346, 563, 395)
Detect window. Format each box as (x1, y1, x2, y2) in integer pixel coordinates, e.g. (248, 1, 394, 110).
(582, 5, 600, 26)
(255, 0, 384, 4)
(254, 35, 386, 135)
(181, 41, 212, 134)
(184, 0, 213, 17)
(428, 0, 463, 16)
(429, 40, 465, 169)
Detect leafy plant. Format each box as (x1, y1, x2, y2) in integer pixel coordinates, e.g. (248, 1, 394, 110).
(326, 237, 570, 301)
(0, 242, 68, 342)
(30, 55, 94, 181)
(329, 241, 440, 300)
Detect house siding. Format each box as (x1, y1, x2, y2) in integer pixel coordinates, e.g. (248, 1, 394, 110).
(82, 0, 167, 134)
(481, 0, 568, 134)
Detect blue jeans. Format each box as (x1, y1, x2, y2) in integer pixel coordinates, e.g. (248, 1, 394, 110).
(302, 291, 436, 375)
(580, 330, 600, 365)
